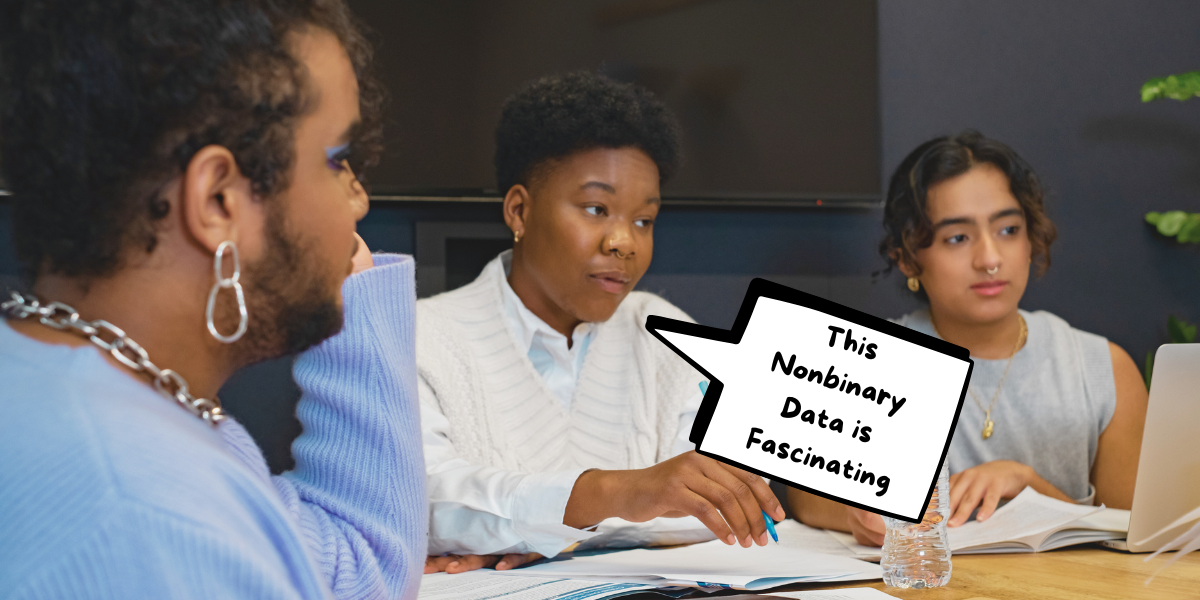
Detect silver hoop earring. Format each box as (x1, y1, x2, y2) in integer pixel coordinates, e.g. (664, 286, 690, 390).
(206, 240, 248, 343)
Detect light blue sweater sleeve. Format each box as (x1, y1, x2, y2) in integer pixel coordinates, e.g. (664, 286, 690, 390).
(221, 254, 427, 600)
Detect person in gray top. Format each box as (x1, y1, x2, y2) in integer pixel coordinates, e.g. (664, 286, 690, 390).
(789, 131, 1148, 546)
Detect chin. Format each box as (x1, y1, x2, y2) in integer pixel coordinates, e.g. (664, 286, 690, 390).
(576, 299, 624, 324)
(966, 299, 1018, 324)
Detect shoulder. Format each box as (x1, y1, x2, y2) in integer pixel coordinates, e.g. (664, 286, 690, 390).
(0, 356, 295, 596)
(417, 259, 503, 327)
(1026, 310, 1110, 356)
(888, 308, 934, 336)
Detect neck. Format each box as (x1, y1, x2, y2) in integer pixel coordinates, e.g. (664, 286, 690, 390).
(506, 252, 583, 341)
(928, 307, 1025, 360)
(11, 266, 234, 401)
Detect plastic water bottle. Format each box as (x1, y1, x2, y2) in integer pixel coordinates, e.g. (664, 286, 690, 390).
(881, 463, 952, 588)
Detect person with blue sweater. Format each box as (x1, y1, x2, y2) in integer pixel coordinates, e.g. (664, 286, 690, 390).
(0, 1, 425, 598)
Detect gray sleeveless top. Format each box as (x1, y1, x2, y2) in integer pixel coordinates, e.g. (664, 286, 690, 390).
(892, 309, 1117, 503)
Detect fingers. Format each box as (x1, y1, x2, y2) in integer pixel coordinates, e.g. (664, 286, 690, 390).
(949, 481, 983, 527)
(689, 476, 756, 547)
(350, 232, 373, 274)
(445, 554, 501, 574)
(680, 488, 737, 547)
(701, 463, 772, 546)
(848, 509, 885, 547)
(496, 553, 544, 571)
(425, 555, 457, 574)
(948, 472, 966, 515)
(715, 461, 787, 522)
(429, 553, 539, 574)
(976, 486, 1005, 522)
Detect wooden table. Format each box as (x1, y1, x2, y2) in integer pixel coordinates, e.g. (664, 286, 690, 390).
(625, 547, 1200, 600)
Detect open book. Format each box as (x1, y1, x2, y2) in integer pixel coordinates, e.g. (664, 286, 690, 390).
(829, 487, 1129, 558)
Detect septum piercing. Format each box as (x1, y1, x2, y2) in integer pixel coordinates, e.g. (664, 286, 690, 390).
(987, 266, 999, 275)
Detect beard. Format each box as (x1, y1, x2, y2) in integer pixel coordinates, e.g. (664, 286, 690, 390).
(216, 211, 345, 366)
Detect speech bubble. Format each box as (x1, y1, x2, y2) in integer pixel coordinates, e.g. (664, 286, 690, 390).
(647, 278, 973, 523)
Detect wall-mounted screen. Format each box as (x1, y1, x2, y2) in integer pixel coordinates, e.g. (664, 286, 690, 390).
(349, 0, 880, 204)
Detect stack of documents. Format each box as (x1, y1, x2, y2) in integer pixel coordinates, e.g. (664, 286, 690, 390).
(572, 516, 717, 551)
(827, 486, 1129, 559)
(418, 571, 667, 600)
(419, 520, 881, 600)
(496, 520, 881, 592)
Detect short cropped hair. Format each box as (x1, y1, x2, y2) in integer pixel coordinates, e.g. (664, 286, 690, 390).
(0, 0, 383, 280)
(879, 130, 1057, 285)
(494, 71, 681, 194)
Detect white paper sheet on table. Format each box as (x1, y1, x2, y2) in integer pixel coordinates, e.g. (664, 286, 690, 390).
(417, 571, 658, 600)
(573, 516, 717, 551)
(498, 520, 881, 590)
(767, 588, 897, 599)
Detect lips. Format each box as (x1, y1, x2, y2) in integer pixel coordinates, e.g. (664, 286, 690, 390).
(590, 271, 631, 294)
(971, 280, 1008, 297)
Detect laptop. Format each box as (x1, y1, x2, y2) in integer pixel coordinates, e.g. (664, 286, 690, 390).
(1100, 343, 1200, 552)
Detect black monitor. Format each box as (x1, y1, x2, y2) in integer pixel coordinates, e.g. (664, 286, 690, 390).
(349, 0, 880, 206)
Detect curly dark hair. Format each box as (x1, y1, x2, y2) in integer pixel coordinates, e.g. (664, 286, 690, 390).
(879, 130, 1057, 294)
(494, 71, 682, 194)
(0, 0, 383, 281)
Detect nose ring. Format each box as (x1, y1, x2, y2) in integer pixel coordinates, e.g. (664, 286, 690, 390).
(608, 241, 628, 259)
(987, 266, 999, 275)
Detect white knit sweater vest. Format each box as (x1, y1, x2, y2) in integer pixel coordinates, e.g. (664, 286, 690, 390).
(416, 251, 703, 473)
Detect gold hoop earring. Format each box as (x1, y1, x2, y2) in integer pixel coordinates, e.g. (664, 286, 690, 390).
(513, 230, 522, 243)
(907, 277, 920, 292)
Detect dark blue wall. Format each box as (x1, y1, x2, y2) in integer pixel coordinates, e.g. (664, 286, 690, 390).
(879, 0, 1200, 365)
(4, 1, 1199, 472)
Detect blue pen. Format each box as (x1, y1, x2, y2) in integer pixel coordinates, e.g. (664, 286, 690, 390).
(698, 381, 779, 544)
(762, 510, 779, 543)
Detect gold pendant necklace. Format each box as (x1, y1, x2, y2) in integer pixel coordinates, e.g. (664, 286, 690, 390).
(933, 313, 1027, 440)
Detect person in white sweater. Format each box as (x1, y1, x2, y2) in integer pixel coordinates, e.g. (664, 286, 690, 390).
(418, 72, 786, 573)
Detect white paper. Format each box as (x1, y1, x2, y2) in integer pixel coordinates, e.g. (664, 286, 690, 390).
(773, 519, 862, 558)
(573, 516, 717, 551)
(499, 527, 881, 590)
(825, 530, 882, 561)
(418, 571, 654, 600)
(768, 589, 897, 599)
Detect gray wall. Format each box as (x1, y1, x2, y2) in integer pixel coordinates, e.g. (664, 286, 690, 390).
(3, 1, 1199, 472)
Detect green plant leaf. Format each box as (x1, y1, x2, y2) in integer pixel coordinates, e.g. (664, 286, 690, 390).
(1177, 214, 1200, 243)
(1156, 210, 1188, 236)
(1167, 315, 1197, 344)
(1145, 212, 1163, 225)
(1142, 71, 1200, 102)
(1144, 350, 1154, 390)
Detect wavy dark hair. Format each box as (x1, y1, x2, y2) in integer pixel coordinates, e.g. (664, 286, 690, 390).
(494, 71, 681, 194)
(0, 0, 383, 281)
(879, 130, 1057, 294)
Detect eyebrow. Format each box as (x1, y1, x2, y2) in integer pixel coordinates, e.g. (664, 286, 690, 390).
(580, 181, 662, 206)
(932, 207, 1024, 230)
(581, 181, 616, 193)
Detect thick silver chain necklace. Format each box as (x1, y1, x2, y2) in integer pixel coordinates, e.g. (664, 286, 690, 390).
(2, 291, 225, 427)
